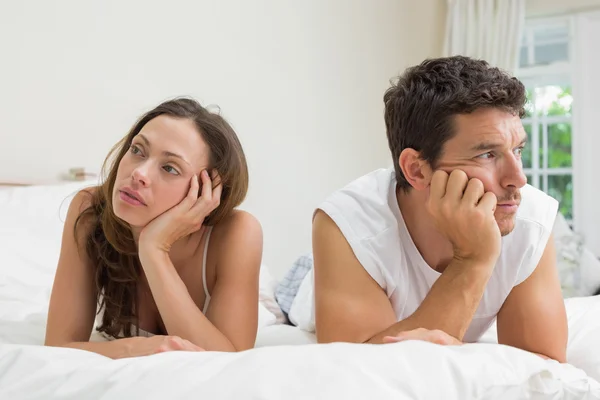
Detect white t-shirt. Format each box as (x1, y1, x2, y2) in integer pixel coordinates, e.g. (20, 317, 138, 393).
(311, 168, 558, 343)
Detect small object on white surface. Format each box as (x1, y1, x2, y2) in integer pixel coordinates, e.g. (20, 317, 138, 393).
(65, 167, 98, 181)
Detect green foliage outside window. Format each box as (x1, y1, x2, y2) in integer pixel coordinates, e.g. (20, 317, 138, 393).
(522, 86, 573, 219)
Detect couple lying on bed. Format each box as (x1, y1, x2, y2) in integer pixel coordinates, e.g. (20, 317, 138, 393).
(44, 55, 567, 362)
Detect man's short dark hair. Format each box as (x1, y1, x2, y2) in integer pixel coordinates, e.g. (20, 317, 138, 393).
(383, 55, 526, 191)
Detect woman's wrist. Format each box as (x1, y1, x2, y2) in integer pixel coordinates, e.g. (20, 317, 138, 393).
(138, 243, 171, 268)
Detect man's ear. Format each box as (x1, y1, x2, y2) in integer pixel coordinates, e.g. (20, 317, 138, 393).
(398, 149, 433, 191)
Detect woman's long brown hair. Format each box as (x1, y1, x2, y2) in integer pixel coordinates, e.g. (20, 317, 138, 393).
(75, 98, 249, 338)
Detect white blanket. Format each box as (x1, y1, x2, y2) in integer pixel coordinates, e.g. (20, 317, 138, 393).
(1, 182, 600, 399)
(1, 337, 599, 399)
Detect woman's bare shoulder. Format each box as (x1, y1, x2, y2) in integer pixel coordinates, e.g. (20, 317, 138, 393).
(208, 210, 263, 263)
(211, 210, 262, 241)
(182, 211, 262, 268)
(73, 186, 97, 206)
(67, 186, 101, 235)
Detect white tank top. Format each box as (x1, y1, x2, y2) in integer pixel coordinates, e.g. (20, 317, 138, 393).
(316, 168, 558, 343)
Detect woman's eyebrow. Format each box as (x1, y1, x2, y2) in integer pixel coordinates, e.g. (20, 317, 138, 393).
(137, 134, 191, 166)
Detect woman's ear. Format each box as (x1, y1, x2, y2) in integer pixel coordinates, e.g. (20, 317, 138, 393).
(398, 149, 432, 191)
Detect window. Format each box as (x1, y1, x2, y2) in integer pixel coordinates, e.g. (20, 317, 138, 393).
(519, 20, 570, 68)
(517, 17, 575, 224)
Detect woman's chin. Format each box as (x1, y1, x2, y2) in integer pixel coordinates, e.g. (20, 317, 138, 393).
(113, 206, 151, 228)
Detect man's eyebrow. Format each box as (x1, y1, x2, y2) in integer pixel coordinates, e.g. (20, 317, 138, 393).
(136, 134, 191, 166)
(517, 136, 528, 147)
(471, 136, 528, 152)
(471, 141, 504, 152)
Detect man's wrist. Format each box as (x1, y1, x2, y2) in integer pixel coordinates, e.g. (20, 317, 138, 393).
(450, 254, 497, 272)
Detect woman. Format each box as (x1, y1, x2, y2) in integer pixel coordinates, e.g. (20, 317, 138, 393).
(45, 98, 263, 358)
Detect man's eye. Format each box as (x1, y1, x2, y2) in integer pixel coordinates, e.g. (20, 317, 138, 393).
(477, 152, 494, 159)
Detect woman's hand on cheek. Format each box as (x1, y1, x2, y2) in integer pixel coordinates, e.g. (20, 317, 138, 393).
(139, 170, 222, 257)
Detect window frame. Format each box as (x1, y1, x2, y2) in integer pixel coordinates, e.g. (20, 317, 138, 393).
(516, 15, 577, 226)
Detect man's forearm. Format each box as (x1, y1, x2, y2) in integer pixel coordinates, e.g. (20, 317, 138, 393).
(367, 258, 494, 344)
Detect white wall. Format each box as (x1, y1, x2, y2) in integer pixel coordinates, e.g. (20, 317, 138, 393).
(0, 1, 445, 278)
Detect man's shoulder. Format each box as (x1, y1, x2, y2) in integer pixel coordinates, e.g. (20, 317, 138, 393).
(318, 168, 398, 241)
(335, 167, 395, 193)
(322, 168, 395, 209)
(314, 168, 404, 294)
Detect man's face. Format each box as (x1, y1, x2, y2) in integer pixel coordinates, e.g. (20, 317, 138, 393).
(433, 108, 528, 236)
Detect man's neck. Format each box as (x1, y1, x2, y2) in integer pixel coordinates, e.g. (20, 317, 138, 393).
(396, 187, 455, 273)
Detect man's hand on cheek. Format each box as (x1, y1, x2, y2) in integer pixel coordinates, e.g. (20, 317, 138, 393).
(426, 169, 501, 266)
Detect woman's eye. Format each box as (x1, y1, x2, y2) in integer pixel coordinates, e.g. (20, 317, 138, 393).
(163, 165, 180, 175)
(130, 145, 142, 156)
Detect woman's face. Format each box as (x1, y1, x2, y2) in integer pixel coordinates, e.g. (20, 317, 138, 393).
(112, 115, 210, 228)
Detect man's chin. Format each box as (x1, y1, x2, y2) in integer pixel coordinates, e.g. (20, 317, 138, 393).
(497, 218, 516, 237)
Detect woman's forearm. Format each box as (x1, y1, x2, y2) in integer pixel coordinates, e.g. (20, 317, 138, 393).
(140, 250, 236, 351)
(53, 338, 137, 359)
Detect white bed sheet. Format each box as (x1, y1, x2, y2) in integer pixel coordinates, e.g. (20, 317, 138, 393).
(1, 182, 600, 399)
(1, 337, 599, 400)
(255, 324, 316, 347)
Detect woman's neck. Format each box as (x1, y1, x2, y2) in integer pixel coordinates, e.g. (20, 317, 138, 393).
(130, 226, 142, 246)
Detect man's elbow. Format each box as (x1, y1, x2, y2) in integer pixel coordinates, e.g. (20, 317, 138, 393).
(500, 334, 567, 363)
(546, 347, 567, 363)
(315, 325, 368, 344)
(534, 350, 566, 363)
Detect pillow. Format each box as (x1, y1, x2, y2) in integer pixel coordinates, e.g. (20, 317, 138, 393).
(0, 180, 98, 297)
(0, 181, 99, 346)
(257, 302, 277, 328)
(481, 296, 600, 382)
(577, 246, 600, 296)
(0, 180, 99, 272)
(564, 296, 600, 381)
(553, 212, 600, 297)
(255, 324, 316, 347)
(259, 265, 286, 324)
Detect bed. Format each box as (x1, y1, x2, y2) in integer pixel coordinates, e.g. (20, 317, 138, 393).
(0, 180, 599, 399)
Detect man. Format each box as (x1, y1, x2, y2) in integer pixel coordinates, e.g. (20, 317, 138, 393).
(311, 56, 567, 362)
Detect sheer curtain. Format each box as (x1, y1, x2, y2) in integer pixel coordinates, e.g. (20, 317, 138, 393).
(573, 11, 600, 260)
(443, 0, 526, 72)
